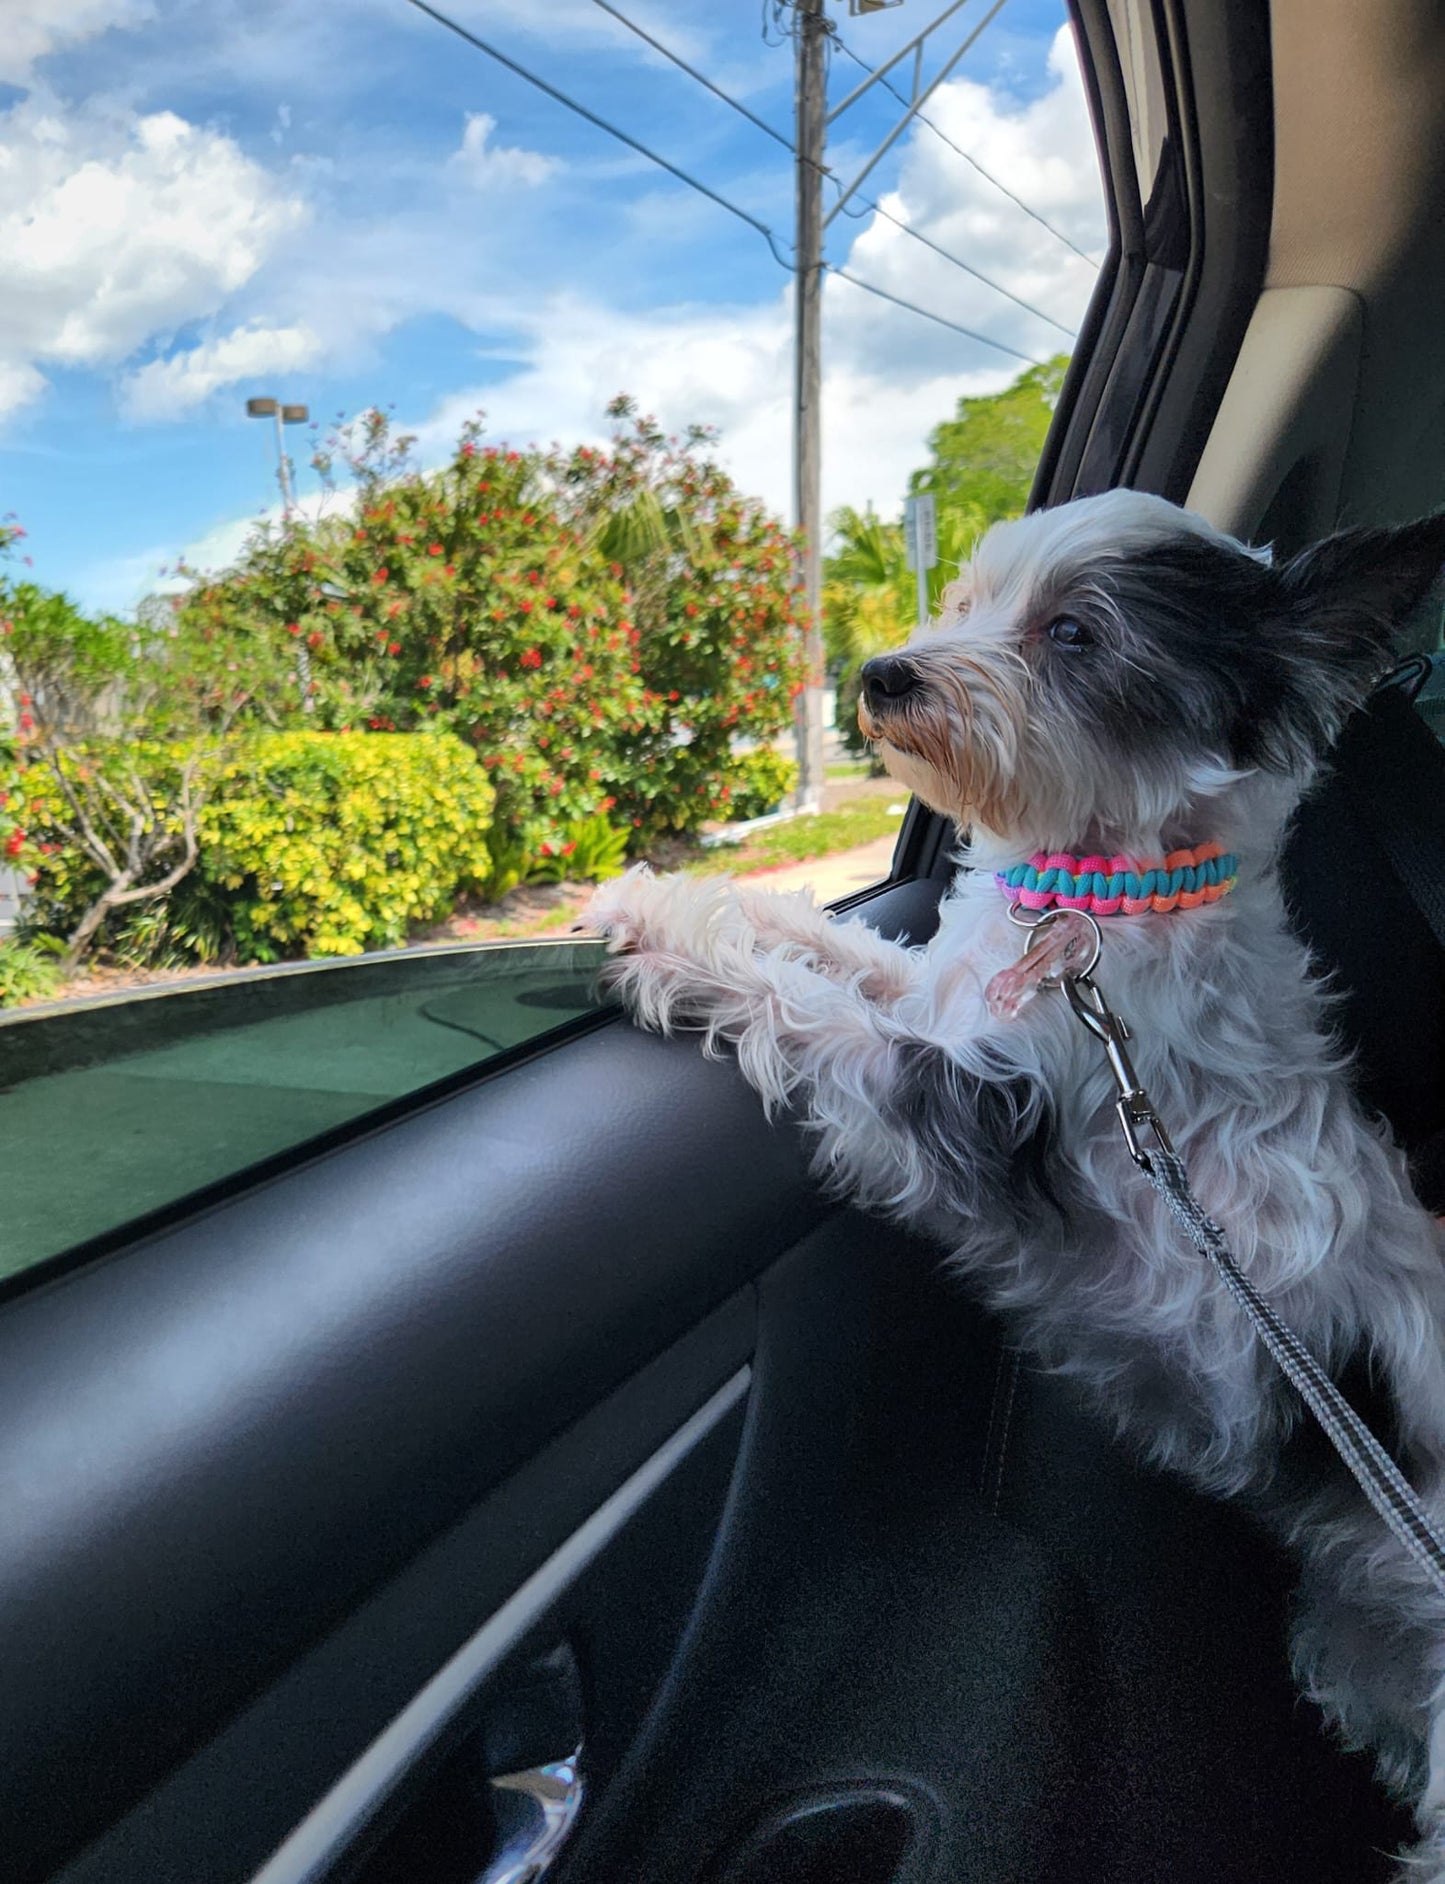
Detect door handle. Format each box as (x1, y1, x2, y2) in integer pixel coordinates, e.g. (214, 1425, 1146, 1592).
(475, 1642, 585, 1883)
(479, 1746, 584, 1884)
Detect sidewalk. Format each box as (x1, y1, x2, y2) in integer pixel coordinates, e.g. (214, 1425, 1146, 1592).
(733, 830, 901, 901)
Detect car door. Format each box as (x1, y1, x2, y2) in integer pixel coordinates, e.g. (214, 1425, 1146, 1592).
(4, 2, 1438, 1882)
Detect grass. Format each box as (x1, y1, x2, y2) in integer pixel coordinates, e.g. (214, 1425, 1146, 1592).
(825, 759, 870, 779)
(686, 792, 906, 878)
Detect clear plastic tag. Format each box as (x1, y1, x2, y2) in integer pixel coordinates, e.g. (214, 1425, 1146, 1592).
(985, 910, 1100, 1021)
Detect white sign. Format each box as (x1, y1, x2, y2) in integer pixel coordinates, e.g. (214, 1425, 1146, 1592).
(904, 493, 937, 573)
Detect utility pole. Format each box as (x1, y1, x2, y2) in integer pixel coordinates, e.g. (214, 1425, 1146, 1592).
(792, 0, 828, 813)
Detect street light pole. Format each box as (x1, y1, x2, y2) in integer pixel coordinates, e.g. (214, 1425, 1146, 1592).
(792, 0, 828, 814)
(246, 396, 308, 518)
(246, 396, 312, 707)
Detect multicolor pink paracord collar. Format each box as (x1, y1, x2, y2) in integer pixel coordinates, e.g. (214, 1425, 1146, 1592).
(995, 840, 1239, 917)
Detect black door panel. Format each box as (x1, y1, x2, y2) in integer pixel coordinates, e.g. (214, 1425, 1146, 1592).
(1, 1022, 821, 1881)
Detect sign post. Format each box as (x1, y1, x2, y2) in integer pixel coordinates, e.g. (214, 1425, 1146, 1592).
(904, 492, 937, 630)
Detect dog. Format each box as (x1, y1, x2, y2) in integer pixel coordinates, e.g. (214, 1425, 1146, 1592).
(587, 489, 1445, 1876)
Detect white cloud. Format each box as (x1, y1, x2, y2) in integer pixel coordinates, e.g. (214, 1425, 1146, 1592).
(68, 18, 1106, 604)
(0, 0, 154, 85)
(404, 26, 1104, 529)
(120, 319, 322, 419)
(448, 113, 559, 190)
(408, 289, 1012, 532)
(0, 97, 308, 419)
(0, 360, 47, 423)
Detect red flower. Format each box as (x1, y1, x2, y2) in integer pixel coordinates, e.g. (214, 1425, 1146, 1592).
(418, 675, 432, 689)
(374, 567, 388, 583)
(388, 641, 401, 656)
(307, 630, 324, 649)
(5, 830, 25, 858)
(444, 564, 455, 578)
(520, 647, 542, 669)
(428, 543, 443, 556)
(286, 622, 301, 636)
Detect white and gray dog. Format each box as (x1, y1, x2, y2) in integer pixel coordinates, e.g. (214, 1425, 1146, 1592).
(588, 488, 1445, 1874)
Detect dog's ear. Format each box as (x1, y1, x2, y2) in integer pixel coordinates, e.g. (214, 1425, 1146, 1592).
(1259, 512, 1445, 765)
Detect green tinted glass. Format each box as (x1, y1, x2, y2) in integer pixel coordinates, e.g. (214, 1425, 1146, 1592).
(0, 938, 611, 1282)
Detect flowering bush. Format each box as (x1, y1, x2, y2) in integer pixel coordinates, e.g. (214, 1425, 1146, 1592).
(549, 398, 807, 840)
(175, 412, 646, 887)
(22, 731, 495, 964)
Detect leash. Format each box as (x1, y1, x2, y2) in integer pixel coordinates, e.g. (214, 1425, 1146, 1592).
(1016, 906, 1445, 1598)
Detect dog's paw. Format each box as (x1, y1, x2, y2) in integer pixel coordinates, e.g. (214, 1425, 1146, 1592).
(582, 864, 660, 953)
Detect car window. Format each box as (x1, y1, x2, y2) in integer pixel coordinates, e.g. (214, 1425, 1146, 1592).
(0, 0, 1103, 1271)
(0, 938, 609, 1281)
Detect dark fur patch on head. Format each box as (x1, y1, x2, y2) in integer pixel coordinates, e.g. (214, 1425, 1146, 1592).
(1039, 512, 1445, 774)
(889, 1041, 1062, 1225)
(1050, 535, 1293, 770)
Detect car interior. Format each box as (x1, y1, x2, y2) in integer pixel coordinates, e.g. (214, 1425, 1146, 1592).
(8, 2, 1445, 1881)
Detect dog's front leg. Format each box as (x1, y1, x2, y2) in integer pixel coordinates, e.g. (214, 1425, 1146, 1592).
(587, 867, 1040, 1226)
(728, 882, 921, 1006)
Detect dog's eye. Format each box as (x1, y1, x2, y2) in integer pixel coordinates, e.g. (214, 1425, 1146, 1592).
(1047, 617, 1094, 650)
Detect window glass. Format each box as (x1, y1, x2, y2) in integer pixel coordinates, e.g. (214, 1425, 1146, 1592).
(0, 939, 609, 1280)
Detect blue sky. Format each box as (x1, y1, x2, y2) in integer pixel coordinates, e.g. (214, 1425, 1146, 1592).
(0, 0, 1105, 616)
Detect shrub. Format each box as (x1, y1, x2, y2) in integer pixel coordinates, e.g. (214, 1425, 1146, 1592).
(175, 413, 646, 878)
(724, 746, 798, 821)
(196, 732, 495, 960)
(0, 936, 63, 1007)
(530, 812, 630, 884)
(22, 731, 495, 964)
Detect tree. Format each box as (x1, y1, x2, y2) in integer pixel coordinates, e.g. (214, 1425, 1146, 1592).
(548, 398, 806, 838)
(914, 354, 1068, 520)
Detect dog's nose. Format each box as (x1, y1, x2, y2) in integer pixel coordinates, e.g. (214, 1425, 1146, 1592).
(860, 655, 919, 702)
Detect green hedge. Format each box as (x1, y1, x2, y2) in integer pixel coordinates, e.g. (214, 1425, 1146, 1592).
(199, 732, 495, 959)
(725, 746, 798, 821)
(22, 731, 495, 965)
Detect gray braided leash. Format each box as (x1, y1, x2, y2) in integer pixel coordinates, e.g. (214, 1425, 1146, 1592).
(1145, 1142, 1445, 1598)
(1013, 914, 1445, 1599)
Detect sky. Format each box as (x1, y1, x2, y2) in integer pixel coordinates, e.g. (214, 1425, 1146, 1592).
(0, 0, 1107, 617)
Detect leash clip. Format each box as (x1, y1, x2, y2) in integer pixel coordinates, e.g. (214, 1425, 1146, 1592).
(1062, 971, 1176, 1173)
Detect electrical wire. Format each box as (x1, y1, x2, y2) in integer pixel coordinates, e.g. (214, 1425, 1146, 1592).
(830, 26, 1100, 268)
(403, 0, 793, 267)
(593, 0, 1075, 337)
(592, 0, 792, 153)
(405, 0, 1041, 362)
(828, 265, 1044, 365)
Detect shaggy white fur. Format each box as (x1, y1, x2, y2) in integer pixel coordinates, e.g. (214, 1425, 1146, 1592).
(588, 490, 1445, 1876)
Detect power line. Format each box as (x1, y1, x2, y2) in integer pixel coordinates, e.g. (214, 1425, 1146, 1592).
(830, 26, 1100, 268)
(405, 0, 1038, 363)
(846, 193, 1075, 336)
(592, 0, 792, 152)
(828, 265, 1044, 365)
(593, 0, 1075, 337)
(403, 0, 793, 267)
